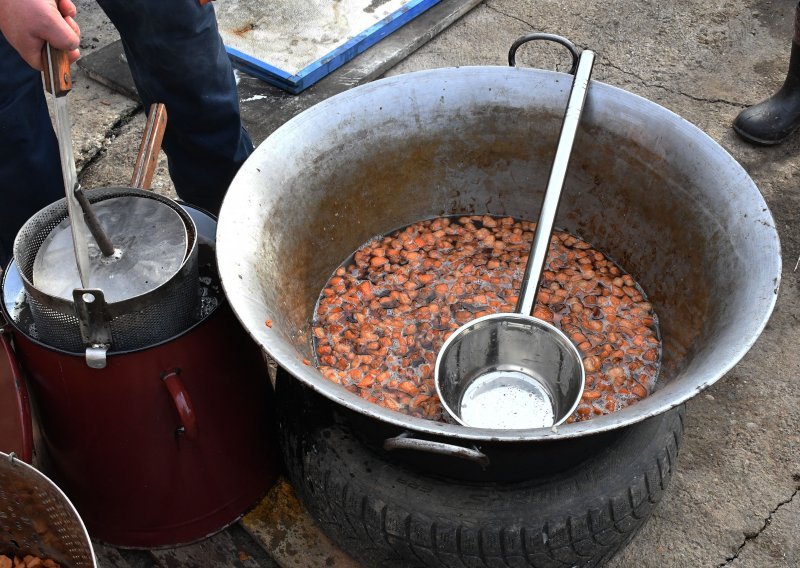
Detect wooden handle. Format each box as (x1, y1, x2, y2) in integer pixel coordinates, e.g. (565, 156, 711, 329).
(131, 103, 168, 190)
(41, 44, 72, 97)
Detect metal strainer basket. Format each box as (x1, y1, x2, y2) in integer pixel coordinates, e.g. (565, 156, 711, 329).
(13, 187, 199, 367)
(0, 452, 96, 568)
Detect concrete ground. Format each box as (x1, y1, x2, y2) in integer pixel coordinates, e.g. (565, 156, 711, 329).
(56, 0, 799, 566)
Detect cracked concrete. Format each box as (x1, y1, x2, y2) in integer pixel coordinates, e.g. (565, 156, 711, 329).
(46, 67, 139, 170)
(723, 487, 799, 566)
(46, 0, 800, 566)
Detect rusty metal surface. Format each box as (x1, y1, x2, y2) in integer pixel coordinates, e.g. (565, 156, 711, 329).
(217, 65, 781, 443)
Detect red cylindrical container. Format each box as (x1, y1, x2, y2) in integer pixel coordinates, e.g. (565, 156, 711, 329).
(10, 300, 279, 547)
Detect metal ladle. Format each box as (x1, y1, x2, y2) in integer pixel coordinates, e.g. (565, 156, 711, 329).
(434, 37, 594, 430)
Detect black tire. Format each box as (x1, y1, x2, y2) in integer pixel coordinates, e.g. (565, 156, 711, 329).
(277, 378, 684, 568)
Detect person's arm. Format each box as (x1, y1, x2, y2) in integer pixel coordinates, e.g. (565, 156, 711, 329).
(0, 0, 80, 70)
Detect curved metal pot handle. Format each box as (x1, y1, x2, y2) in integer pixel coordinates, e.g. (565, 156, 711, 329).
(383, 432, 490, 469)
(162, 369, 198, 441)
(508, 33, 580, 74)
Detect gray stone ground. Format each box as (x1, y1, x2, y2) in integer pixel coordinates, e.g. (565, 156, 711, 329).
(57, 0, 799, 566)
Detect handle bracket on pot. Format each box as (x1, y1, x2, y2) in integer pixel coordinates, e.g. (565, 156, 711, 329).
(508, 33, 580, 74)
(383, 432, 490, 469)
(72, 288, 111, 369)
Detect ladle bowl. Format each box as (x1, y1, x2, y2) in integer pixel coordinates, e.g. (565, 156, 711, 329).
(435, 313, 584, 429)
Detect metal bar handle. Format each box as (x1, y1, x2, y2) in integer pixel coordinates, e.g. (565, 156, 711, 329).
(383, 432, 490, 468)
(508, 33, 580, 72)
(74, 187, 115, 257)
(43, 43, 92, 288)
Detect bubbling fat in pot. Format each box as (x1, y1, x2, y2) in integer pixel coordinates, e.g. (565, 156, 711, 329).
(310, 215, 661, 425)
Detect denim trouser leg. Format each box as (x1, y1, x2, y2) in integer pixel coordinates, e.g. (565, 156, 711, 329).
(95, 0, 253, 215)
(0, 33, 64, 267)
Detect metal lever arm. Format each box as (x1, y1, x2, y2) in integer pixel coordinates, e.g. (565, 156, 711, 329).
(42, 43, 93, 285)
(73, 187, 115, 257)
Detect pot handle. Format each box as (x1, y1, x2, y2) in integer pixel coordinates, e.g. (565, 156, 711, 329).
(161, 369, 198, 440)
(383, 432, 490, 468)
(508, 33, 580, 74)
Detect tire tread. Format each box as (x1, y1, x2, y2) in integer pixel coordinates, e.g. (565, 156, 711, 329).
(280, 387, 685, 568)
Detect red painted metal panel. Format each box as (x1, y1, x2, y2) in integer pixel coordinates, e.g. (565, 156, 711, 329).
(12, 303, 281, 548)
(0, 320, 33, 463)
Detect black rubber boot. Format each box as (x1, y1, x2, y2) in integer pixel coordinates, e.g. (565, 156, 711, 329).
(734, 6, 800, 145)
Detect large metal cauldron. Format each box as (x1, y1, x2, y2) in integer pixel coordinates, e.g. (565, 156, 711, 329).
(217, 66, 780, 462)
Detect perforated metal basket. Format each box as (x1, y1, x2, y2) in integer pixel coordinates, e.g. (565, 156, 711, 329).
(0, 452, 96, 567)
(13, 187, 199, 364)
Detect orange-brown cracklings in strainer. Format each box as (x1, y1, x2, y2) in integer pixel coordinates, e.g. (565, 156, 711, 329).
(0, 554, 61, 568)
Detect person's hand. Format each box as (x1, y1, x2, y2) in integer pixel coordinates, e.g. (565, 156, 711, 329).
(0, 0, 80, 71)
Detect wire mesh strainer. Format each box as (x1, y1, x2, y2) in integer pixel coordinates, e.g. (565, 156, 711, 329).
(0, 452, 96, 568)
(13, 187, 199, 366)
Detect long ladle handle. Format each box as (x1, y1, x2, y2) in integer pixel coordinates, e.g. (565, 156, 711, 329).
(516, 49, 595, 316)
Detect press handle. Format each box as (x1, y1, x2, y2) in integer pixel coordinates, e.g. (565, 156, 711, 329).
(162, 369, 198, 440)
(131, 103, 168, 190)
(383, 432, 490, 468)
(42, 44, 72, 97)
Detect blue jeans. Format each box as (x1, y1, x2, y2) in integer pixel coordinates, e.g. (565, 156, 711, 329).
(0, 0, 252, 266)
